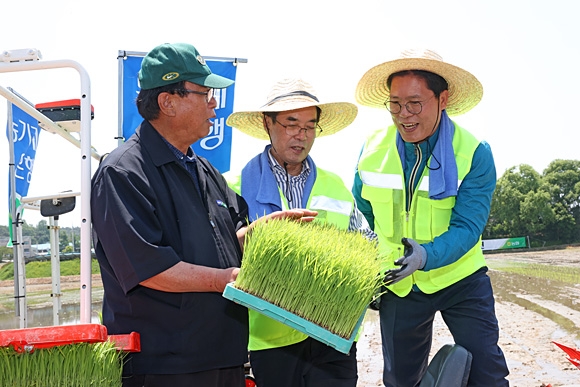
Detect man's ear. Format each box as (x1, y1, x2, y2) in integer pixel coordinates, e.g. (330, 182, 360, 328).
(439, 89, 449, 111)
(158, 92, 176, 116)
(263, 115, 272, 135)
(262, 116, 268, 134)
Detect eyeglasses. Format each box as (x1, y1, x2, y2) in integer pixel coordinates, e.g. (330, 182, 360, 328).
(181, 88, 214, 103)
(383, 95, 435, 115)
(275, 119, 323, 137)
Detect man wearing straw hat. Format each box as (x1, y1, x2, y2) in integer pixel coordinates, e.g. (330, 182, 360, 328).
(352, 49, 509, 386)
(91, 43, 314, 387)
(226, 78, 376, 387)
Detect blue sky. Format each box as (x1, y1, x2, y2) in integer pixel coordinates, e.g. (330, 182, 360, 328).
(1, 0, 579, 227)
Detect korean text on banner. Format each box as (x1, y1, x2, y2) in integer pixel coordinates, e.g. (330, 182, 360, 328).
(121, 56, 237, 173)
(6, 104, 41, 243)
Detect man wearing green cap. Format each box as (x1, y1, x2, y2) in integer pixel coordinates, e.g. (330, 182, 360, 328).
(91, 43, 314, 387)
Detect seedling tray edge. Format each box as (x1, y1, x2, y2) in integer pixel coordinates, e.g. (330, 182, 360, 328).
(223, 283, 363, 354)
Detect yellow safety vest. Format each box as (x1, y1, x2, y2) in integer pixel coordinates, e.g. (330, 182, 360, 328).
(229, 168, 353, 350)
(357, 123, 487, 297)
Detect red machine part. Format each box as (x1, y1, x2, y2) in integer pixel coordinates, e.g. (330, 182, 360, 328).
(245, 375, 257, 387)
(553, 341, 580, 370)
(0, 324, 140, 353)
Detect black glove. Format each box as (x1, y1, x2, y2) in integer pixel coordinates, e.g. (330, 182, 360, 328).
(383, 238, 426, 286)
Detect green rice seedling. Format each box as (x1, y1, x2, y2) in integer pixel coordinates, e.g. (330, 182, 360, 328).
(236, 218, 382, 338)
(0, 341, 125, 386)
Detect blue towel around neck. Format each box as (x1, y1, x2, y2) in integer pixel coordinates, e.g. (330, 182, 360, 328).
(396, 110, 458, 199)
(240, 145, 317, 221)
(428, 110, 457, 199)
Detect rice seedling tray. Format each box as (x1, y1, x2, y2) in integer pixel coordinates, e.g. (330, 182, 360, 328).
(223, 283, 363, 354)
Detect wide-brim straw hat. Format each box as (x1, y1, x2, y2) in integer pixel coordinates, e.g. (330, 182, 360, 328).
(227, 78, 358, 140)
(355, 48, 483, 116)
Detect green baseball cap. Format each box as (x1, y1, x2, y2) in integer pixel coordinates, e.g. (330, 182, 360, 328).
(138, 42, 234, 90)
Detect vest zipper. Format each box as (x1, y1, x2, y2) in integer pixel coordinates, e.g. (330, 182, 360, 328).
(406, 144, 423, 220)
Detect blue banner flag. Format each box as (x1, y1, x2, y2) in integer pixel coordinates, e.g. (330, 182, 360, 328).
(8, 104, 40, 197)
(121, 55, 237, 173)
(6, 103, 41, 244)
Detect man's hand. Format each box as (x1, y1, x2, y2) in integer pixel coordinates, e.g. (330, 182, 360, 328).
(260, 209, 318, 224)
(383, 238, 426, 286)
(247, 209, 318, 232)
(237, 209, 318, 249)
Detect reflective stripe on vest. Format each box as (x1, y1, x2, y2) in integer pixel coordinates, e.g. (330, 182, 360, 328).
(297, 169, 352, 230)
(359, 171, 403, 189)
(360, 171, 463, 192)
(309, 195, 352, 217)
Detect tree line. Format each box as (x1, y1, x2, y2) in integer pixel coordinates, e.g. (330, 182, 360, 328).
(1, 159, 579, 258)
(0, 221, 80, 260)
(484, 159, 580, 247)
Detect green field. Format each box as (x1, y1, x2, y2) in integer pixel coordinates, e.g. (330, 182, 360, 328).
(0, 259, 100, 281)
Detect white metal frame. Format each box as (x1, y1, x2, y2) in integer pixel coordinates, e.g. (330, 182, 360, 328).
(0, 52, 97, 325)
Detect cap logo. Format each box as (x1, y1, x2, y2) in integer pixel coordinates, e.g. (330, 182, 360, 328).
(196, 55, 206, 65)
(162, 72, 180, 81)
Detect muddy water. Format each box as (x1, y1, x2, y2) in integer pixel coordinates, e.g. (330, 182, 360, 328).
(489, 270, 580, 334)
(0, 302, 102, 330)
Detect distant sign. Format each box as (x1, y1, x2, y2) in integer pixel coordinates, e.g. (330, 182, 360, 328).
(482, 237, 527, 251)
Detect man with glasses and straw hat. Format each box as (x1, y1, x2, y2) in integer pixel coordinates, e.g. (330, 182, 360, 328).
(226, 78, 376, 387)
(352, 49, 509, 386)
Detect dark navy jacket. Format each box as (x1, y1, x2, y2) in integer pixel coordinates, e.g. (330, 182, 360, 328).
(91, 120, 249, 375)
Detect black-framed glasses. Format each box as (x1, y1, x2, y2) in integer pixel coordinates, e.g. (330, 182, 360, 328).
(275, 119, 323, 137)
(384, 95, 435, 115)
(181, 88, 214, 103)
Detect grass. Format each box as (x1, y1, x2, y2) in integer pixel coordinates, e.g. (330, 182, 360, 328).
(0, 259, 100, 281)
(236, 219, 382, 338)
(0, 258, 103, 311)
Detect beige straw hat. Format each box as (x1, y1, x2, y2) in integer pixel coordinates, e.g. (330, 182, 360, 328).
(355, 48, 483, 116)
(227, 78, 358, 140)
